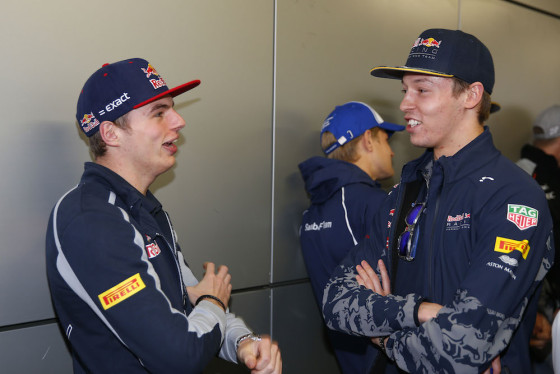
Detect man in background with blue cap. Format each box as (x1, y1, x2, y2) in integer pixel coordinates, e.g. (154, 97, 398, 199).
(323, 29, 554, 373)
(46, 58, 281, 373)
(299, 101, 404, 373)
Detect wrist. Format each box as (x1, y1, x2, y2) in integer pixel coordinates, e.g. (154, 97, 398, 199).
(378, 336, 388, 355)
(195, 294, 226, 312)
(236, 332, 261, 352)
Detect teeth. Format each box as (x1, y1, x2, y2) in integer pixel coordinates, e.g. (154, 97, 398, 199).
(408, 119, 421, 127)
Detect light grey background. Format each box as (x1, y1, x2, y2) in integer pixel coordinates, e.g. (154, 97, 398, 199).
(0, 0, 558, 373)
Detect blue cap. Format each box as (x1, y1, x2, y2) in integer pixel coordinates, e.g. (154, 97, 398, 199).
(76, 58, 200, 137)
(371, 29, 495, 95)
(320, 101, 405, 155)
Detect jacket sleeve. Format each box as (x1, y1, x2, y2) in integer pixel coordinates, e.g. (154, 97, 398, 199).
(384, 186, 555, 373)
(55, 206, 228, 373)
(322, 191, 424, 336)
(177, 250, 252, 363)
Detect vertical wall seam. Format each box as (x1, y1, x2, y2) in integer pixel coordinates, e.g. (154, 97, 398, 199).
(457, 0, 462, 30)
(270, 0, 278, 339)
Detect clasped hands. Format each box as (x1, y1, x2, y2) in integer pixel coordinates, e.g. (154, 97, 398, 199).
(355, 259, 500, 374)
(186, 262, 282, 374)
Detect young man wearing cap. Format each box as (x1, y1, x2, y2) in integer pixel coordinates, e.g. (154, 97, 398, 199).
(322, 29, 554, 373)
(517, 105, 560, 373)
(45, 58, 281, 374)
(298, 101, 404, 373)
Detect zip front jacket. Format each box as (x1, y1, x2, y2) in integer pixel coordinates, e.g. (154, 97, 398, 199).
(299, 156, 388, 373)
(323, 128, 554, 373)
(46, 163, 251, 373)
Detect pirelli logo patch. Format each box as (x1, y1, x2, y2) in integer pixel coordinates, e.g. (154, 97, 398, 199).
(494, 237, 530, 259)
(98, 273, 146, 310)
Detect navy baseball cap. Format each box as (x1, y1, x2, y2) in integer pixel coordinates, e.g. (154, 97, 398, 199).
(371, 29, 495, 95)
(320, 101, 405, 155)
(77, 58, 200, 137)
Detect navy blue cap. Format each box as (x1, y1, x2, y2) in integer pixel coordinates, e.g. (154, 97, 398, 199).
(371, 29, 495, 95)
(320, 101, 405, 155)
(76, 58, 200, 137)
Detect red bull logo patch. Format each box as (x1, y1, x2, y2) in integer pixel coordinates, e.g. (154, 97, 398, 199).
(98, 273, 146, 310)
(80, 112, 100, 134)
(141, 63, 166, 90)
(413, 37, 442, 48)
(507, 204, 538, 230)
(146, 242, 161, 259)
(494, 237, 530, 259)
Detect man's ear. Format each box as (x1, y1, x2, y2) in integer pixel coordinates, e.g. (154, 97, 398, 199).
(362, 129, 375, 152)
(98, 121, 120, 147)
(465, 82, 484, 110)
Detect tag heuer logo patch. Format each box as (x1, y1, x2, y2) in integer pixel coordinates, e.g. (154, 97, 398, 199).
(507, 204, 538, 230)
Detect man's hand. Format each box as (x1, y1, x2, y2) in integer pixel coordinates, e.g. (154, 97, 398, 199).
(356, 259, 391, 296)
(417, 302, 443, 323)
(530, 312, 552, 350)
(186, 262, 232, 309)
(482, 356, 501, 374)
(237, 334, 282, 374)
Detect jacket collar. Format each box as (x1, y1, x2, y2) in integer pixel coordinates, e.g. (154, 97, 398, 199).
(401, 127, 500, 184)
(81, 162, 162, 215)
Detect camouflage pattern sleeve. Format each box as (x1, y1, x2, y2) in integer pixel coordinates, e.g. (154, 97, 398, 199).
(384, 289, 516, 373)
(322, 238, 424, 337)
(384, 186, 555, 373)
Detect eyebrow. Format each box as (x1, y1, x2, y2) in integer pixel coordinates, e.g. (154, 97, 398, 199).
(402, 77, 434, 85)
(147, 101, 173, 114)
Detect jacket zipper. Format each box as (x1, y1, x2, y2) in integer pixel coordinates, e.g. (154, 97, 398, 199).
(155, 213, 188, 313)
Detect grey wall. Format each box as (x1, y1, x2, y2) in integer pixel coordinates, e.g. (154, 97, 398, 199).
(0, 0, 558, 373)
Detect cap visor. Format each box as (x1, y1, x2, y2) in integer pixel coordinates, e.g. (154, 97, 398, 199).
(371, 66, 453, 80)
(379, 122, 406, 133)
(134, 79, 201, 109)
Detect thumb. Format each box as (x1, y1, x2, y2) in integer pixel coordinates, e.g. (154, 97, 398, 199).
(243, 353, 257, 369)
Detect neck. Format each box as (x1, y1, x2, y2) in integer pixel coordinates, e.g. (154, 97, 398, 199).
(434, 122, 484, 160)
(95, 157, 153, 195)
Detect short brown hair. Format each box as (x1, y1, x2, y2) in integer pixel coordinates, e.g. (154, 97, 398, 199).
(452, 77, 491, 124)
(321, 127, 380, 162)
(88, 113, 130, 159)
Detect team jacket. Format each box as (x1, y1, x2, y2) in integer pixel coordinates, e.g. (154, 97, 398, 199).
(517, 144, 560, 315)
(323, 128, 555, 373)
(46, 163, 251, 373)
(299, 157, 387, 374)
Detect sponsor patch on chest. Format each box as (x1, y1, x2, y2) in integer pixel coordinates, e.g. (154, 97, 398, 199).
(304, 221, 332, 231)
(507, 204, 538, 230)
(446, 212, 471, 231)
(145, 235, 161, 259)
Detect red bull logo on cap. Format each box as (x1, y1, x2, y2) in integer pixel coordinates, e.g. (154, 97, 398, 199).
(413, 37, 442, 48)
(80, 112, 100, 134)
(141, 63, 167, 90)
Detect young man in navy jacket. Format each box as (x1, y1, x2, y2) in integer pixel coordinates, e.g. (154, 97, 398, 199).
(299, 101, 404, 373)
(323, 29, 554, 373)
(46, 58, 281, 373)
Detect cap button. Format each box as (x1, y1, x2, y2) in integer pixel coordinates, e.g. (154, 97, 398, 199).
(102, 63, 110, 67)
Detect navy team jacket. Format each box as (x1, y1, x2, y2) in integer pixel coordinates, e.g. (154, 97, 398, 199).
(323, 128, 555, 373)
(46, 163, 250, 373)
(299, 156, 388, 374)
